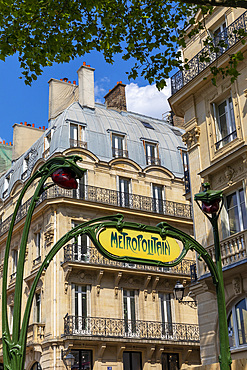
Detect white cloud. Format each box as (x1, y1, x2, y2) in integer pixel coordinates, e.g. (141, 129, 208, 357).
(126, 81, 171, 119)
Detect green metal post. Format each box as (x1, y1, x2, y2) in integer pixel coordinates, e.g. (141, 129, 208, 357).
(211, 214, 232, 370)
(194, 183, 232, 370)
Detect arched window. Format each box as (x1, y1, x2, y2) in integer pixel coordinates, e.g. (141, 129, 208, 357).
(228, 298, 247, 348)
(30, 363, 42, 370)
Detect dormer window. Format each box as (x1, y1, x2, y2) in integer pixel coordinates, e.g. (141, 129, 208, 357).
(43, 132, 51, 159)
(112, 134, 128, 158)
(143, 141, 160, 165)
(70, 122, 87, 149)
(21, 154, 30, 180)
(3, 173, 11, 198)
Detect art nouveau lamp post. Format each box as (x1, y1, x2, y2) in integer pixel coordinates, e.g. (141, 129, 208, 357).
(1, 156, 86, 370)
(194, 183, 232, 370)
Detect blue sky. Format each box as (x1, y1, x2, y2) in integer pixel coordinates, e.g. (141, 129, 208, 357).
(0, 52, 171, 144)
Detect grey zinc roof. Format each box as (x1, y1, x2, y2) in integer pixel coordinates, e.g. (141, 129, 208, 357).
(0, 102, 186, 199)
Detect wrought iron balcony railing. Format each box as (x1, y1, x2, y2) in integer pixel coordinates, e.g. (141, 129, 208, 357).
(70, 139, 88, 149)
(0, 185, 191, 237)
(171, 11, 247, 95)
(112, 148, 129, 158)
(64, 315, 200, 343)
(146, 156, 161, 166)
(64, 243, 195, 276)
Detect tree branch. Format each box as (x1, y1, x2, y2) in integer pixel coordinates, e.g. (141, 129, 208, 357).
(180, 0, 247, 9)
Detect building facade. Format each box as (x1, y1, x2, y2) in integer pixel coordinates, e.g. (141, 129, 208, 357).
(169, 6, 247, 369)
(0, 65, 200, 369)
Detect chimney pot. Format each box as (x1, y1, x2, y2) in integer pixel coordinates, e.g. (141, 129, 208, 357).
(68, 81, 71, 83)
(3, 140, 5, 144)
(60, 79, 63, 81)
(20, 122, 23, 125)
(32, 124, 35, 127)
(120, 81, 122, 83)
(73, 80, 76, 84)
(83, 62, 86, 66)
(9, 142, 12, 146)
(39, 127, 41, 129)
(43, 126, 45, 130)
(6, 142, 8, 145)
(63, 78, 68, 82)
(24, 122, 27, 126)
(27, 124, 31, 127)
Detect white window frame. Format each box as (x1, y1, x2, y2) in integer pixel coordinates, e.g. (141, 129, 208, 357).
(69, 122, 86, 148)
(34, 292, 41, 323)
(228, 297, 247, 349)
(72, 221, 90, 262)
(159, 293, 175, 339)
(123, 289, 138, 337)
(144, 141, 159, 165)
(112, 133, 127, 158)
(72, 284, 91, 334)
(213, 95, 236, 150)
(118, 176, 132, 208)
(152, 183, 165, 214)
(225, 188, 247, 236)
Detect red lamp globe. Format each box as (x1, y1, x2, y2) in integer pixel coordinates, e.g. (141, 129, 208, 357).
(51, 168, 78, 189)
(201, 199, 220, 214)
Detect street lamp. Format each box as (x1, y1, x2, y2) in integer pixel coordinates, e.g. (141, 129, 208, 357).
(173, 281, 184, 302)
(61, 350, 75, 369)
(174, 280, 197, 309)
(194, 182, 232, 370)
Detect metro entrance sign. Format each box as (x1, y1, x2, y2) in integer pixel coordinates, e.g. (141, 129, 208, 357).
(98, 226, 181, 263)
(2, 156, 231, 370)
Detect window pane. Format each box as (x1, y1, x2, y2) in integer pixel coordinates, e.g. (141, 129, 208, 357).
(235, 299, 247, 345)
(218, 101, 229, 138)
(132, 352, 142, 370)
(228, 312, 236, 348)
(239, 189, 247, 230)
(81, 350, 92, 370)
(226, 192, 240, 234)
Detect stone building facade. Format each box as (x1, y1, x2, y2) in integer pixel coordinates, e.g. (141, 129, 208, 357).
(0, 65, 200, 369)
(169, 6, 247, 369)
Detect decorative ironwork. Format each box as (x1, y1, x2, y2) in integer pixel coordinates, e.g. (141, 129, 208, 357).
(70, 139, 88, 149)
(146, 156, 161, 165)
(0, 185, 192, 236)
(63, 315, 200, 343)
(171, 11, 247, 95)
(112, 148, 129, 158)
(64, 243, 195, 276)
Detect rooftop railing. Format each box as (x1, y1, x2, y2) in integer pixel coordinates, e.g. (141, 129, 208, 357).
(64, 315, 200, 343)
(171, 11, 247, 95)
(64, 243, 195, 276)
(0, 185, 191, 237)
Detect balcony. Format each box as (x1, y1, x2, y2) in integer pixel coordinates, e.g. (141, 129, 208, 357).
(202, 229, 247, 274)
(64, 243, 195, 276)
(26, 323, 45, 344)
(146, 156, 161, 166)
(0, 185, 191, 237)
(70, 139, 87, 149)
(171, 11, 247, 95)
(112, 148, 128, 158)
(64, 315, 199, 343)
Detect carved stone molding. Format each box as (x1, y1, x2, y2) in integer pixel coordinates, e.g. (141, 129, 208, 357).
(212, 158, 246, 189)
(232, 276, 242, 296)
(182, 126, 200, 149)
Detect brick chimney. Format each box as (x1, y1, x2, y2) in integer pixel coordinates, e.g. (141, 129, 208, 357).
(104, 82, 127, 111)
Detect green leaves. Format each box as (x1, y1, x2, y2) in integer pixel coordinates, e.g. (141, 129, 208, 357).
(0, 0, 246, 87)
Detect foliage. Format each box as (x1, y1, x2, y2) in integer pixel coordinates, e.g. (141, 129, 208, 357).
(0, 0, 246, 88)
